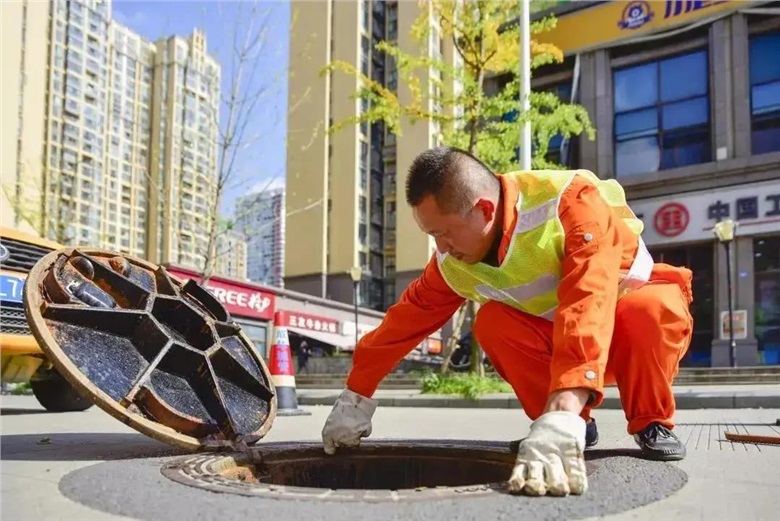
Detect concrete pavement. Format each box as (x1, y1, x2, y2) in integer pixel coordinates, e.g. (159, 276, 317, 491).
(2, 394, 779, 520)
(297, 383, 780, 409)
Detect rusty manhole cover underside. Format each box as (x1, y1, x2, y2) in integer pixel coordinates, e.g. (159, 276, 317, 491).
(24, 249, 277, 451)
(162, 441, 598, 502)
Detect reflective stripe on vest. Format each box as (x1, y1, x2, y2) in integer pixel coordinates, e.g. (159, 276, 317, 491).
(436, 170, 651, 321)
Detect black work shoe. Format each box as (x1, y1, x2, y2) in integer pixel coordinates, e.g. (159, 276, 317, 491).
(634, 422, 686, 461)
(585, 417, 598, 447)
(510, 417, 599, 452)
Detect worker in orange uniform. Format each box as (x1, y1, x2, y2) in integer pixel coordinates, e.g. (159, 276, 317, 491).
(321, 146, 694, 497)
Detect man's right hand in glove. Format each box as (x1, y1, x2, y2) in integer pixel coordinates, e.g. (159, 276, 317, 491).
(322, 388, 378, 455)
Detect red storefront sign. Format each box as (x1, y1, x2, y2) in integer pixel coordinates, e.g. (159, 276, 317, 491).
(654, 202, 690, 237)
(277, 310, 340, 335)
(166, 267, 275, 321)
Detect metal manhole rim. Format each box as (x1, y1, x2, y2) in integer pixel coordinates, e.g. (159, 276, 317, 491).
(160, 440, 600, 502)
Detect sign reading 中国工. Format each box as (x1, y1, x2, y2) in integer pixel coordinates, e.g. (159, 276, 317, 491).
(629, 180, 780, 246)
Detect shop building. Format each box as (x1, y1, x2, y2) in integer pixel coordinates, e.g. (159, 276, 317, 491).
(485, 1, 780, 366)
(165, 265, 440, 368)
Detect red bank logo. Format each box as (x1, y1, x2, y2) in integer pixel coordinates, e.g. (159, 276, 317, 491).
(654, 202, 690, 237)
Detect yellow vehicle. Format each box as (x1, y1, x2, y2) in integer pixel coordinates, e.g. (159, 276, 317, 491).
(1, 227, 92, 411)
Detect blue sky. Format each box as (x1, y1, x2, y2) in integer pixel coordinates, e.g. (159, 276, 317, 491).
(112, 0, 290, 217)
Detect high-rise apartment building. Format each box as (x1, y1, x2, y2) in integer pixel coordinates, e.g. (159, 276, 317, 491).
(104, 22, 155, 258)
(148, 29, 221, 270)
(1, 0, 222, 275)
(215, 230, 248, 281)
(235, 187, 285, 287)
(1, 0, 51, 236)
(286, 0, 456, 311)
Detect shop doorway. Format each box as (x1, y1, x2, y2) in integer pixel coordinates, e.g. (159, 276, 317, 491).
(648, 244, 715, 367)
(235, 320, 269, 360)
(754, 236, 780, 365)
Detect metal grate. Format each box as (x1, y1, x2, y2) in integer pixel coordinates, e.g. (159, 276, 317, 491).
(0, 236, 53, 272)
(0, 301, 31, 335)
(675, 422, 780, 452)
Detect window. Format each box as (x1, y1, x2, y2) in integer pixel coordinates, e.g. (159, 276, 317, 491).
(359, 195, 367, 223)
(749, 32, 780, 155)
(388, 3, 398, 40)
(613, 50, 710, 177)
(649, 244, 714, 367)
(361, 35, 370, 76)
(360, 141, 369, 188)
(362, 0, 370, 33)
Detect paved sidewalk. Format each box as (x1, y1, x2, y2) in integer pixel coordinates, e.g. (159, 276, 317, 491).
(2, 395, 779, 521)
(297, 384, 780, 409)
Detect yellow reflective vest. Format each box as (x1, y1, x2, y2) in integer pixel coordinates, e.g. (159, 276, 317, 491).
(436, 170, 653, 321)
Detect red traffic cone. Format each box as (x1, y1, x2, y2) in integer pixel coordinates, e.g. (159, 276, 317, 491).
(269, 311, 310, 416)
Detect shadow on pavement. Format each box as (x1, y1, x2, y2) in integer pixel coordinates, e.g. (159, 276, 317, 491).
(0, 432, 191, 462)
(0, 407, 51, 416)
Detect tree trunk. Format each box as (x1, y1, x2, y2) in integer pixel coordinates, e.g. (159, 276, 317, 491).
(468, 302, 484, 376)
(439, 302, 468, 374)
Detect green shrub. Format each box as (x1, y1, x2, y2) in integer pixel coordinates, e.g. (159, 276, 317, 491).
(420, 372, 512, 400)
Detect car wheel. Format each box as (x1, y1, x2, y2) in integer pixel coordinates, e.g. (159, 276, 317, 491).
(30, 366, 93, 412)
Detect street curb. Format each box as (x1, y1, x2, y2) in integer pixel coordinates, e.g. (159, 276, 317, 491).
(298, 393, 780, 410)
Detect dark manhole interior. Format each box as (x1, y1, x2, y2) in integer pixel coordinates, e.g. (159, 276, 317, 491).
(210, 445, 596, 493)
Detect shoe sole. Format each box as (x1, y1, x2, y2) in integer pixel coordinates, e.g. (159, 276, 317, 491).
(638, 449, 686, 461)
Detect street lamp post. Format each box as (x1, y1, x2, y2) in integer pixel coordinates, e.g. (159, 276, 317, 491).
(518, 0, 532, 170)
(348, 266, 363, 348)
(713, 218, 738, 367)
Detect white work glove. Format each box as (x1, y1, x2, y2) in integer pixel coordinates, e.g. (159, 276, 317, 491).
(322, 388, 378, 455)
(508, 411, 588, 496)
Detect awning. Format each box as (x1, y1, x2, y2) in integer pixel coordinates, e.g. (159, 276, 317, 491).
(288, 327, 355, 350)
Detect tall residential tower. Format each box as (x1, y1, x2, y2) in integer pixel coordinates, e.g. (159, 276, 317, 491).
(285, 0, 457, 311)
(1, 0, 222, 275)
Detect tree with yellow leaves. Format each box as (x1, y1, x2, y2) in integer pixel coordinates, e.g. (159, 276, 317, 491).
(323, 0, 595, 374)
(323, 0, 594, 173)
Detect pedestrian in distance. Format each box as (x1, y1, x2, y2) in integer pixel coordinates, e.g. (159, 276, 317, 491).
(297, 340, 310, 374)
(321, 146, 693, 497)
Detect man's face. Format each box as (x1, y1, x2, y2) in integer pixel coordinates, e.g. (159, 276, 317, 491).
(412, 195, 497, 264)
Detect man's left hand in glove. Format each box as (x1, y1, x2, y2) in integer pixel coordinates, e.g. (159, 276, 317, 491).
(508, 388, 590, 496)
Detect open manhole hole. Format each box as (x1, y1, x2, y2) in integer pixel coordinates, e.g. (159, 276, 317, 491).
(162, 441, 597, 502)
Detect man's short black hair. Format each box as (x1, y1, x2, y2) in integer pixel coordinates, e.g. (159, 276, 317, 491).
(405, 146, 500, 214)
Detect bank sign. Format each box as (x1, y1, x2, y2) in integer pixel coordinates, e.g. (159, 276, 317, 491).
(629, 180, 780, 246)
(542, 1, 760, 55)
(166, 267, 275, 321)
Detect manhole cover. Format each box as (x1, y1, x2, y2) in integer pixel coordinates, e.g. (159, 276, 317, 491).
(24, 248, 277, 451)
(162, 441, 597, 502)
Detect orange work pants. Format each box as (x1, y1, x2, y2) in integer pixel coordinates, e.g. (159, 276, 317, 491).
(472, 281, 693, 434)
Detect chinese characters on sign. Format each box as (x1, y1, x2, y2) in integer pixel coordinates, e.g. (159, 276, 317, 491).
(707, 194, 780, 222)
(282, 311, 340, 335)
(654, 202, 689, 237)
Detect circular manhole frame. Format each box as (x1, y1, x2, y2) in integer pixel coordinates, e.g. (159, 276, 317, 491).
(161, 440, 598, 502)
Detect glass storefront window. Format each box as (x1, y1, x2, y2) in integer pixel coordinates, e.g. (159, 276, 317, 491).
(754, 236, 780, 365)
(234, 320, 268, 360)
(649, 244, 714, 367)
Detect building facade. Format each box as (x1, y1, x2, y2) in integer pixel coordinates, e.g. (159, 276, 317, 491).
(285, 0, 456, 311)
(166, 264, 440, 365)
(1, 0, 223, 276)
(235, 187, 286, 287)
(215, 230, 248, 281)
(499, 0, 780, 366)
(147, 28, 220, 270)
